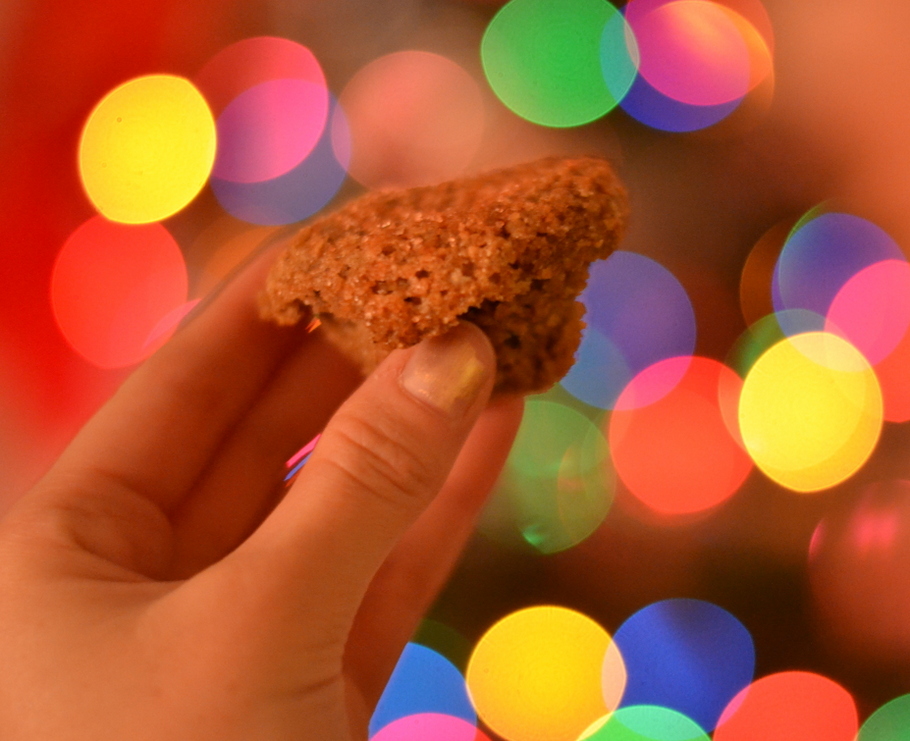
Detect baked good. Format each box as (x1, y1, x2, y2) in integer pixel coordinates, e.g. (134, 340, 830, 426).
(259, 156, 628, 394)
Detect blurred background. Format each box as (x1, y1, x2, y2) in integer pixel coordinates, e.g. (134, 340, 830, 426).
(4, 0, 910, 738)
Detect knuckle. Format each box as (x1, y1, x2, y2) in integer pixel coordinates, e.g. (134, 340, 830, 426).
(328, 412, 439, 510)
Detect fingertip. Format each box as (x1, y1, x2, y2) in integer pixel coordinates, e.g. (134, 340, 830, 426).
(398, 321, 496, 419)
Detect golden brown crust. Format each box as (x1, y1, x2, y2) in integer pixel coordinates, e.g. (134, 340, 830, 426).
(260, 156, 628, 394)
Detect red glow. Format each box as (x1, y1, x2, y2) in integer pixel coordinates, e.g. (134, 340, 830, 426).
(868, 309, 910, 422)
(809, 480, 910, 665)
(714, 671, 858, 741)
(609, 357, 752, 515)
(194, 36, 327, 116)
(51, 216, 188, 369)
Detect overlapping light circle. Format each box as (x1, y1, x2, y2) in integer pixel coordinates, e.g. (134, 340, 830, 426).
(480, 0, 772, 132)
(195, 36, 328, 115)
(581, 706, 710, 741)
(372, 714, 490, 741)
(631, 1, 752, 106)
(195, 36, 347, 226)
(466, 605, 623, 741)
(493, 400, 613, 553)
(738, 332, 883, 492)
(78, 74, 216, 223)
(826, 259, 910, 365)
(612, 599, 755, 732)
(727, 310, 823, 379)
(209, 95, 349, 225)
(742, 208, 910, 422)
(617, 74, 742, 133)
(51, 216, 189, 368)
(772, 212, 905, 321)
(212, 77, 328, 183)
(370, 643, 476, 737)
(620, 0, 773, 131)
(562, 252, 697, 410)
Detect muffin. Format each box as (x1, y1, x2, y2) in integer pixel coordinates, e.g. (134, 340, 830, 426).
(260, 156, 628, 394)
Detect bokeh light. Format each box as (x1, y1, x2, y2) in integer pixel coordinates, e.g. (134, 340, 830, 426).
(824, 258, 910, 423)
(51, 216, 188, 368)
(809, 480, 910, 667)
(713, 671, 858, 741)
(619, 0, 773, 132)
(370, 643, 476, 737)
(339, 50, 484, 188)
(561, 252, 697, 410)
(209, 96, 349, 225)
(78, 75, 215, 223)
(630, 1, 752, 106)
(372, 713, 490, 741)
(481, 0, 633, 128)
(581, 706, 709, 741)
(609, 357, 752, 515)
(492, 400, 613, 553)
(212, 77, 329, 183)
(872, 320, 910, 422)
(738, 332, 883, 492)
(618, 74, 742, 133)
(772, 212, 905, 319)
(612, 599, 755, 731)
(825, 258, 910, 365)
(466, 605, 622, 741)
(194, 36, 327, 117)
(856, 694, 910, 741)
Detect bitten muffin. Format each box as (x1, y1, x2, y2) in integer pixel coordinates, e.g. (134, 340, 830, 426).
(259, 156, 628, 394)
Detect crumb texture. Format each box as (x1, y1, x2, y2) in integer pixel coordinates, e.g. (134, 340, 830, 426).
(260, 156, 628, 393)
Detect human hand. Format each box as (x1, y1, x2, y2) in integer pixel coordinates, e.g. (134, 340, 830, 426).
(0, 247, 523, 741)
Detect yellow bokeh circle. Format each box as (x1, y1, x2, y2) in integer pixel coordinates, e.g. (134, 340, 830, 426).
(466, 605, 624, 741)
(79, 74, 216, 223)
(738, 332, 883, 492)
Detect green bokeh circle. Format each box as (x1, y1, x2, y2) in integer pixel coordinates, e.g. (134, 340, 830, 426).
(858, 694, 910, 741)
(583, 705, 710, 741)
(496, 400, 613, 554)
(481, 0, 632, 127)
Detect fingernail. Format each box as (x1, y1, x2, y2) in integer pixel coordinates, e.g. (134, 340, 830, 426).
(400, 323, 490, 416)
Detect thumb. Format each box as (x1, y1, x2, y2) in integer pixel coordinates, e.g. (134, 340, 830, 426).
(228, 321, 497, 626)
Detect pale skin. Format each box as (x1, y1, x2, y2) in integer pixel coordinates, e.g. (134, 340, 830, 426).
(0, 247, 523, 741)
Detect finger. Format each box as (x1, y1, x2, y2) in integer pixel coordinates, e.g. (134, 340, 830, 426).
(44, 242, 309, 513)
(225, 321, 497, 630)
(344, 396, 524, 708)
(167, 328, 363, 577)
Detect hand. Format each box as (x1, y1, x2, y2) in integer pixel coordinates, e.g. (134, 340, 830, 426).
(0, 247, 524, 741)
